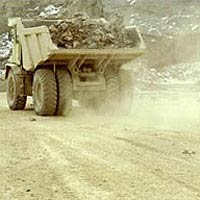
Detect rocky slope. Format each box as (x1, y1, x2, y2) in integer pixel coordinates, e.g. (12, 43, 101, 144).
(1, 0, 200, 90)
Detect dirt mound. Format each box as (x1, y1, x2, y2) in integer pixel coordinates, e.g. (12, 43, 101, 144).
(49, 13, 135, 49)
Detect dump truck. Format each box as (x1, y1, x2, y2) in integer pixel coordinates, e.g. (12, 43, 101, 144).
(4, 18, 145, 116)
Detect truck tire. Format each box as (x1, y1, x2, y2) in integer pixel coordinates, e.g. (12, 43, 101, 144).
(104, 74, 120, 112)
(119, 69, 133, 115)
(55, 69, 73, 116)
(33, 69, 57, 116)
(7, 69, 27, 110)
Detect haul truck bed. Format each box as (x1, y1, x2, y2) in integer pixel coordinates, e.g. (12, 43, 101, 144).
(5, 18, 145, 116)
(48, 48, 143, 61)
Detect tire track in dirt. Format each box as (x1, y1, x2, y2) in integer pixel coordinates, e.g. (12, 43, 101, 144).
(0, 116, 82, 199)
(1, 92, 200, 200)
(43, 119, 200, 199)
(38, 132, 136, 200)
(114, 135, 200, 198)
(37, 123, 198, 198)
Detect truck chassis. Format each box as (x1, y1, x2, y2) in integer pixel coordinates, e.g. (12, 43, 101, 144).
(5, 18, 145, 116)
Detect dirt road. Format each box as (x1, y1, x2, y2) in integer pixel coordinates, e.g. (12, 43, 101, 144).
(1, 87, 200, 200)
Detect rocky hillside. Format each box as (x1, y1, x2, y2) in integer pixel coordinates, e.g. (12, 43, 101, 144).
(1, 0, 200, 90)
(1, 0, 200, 38)
(0, 0, 114, 34)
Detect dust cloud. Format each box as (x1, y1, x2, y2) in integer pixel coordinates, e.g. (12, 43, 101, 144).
(128, 37, 200, 132)
(70, 80, 200, 134)
(130, 87, 200, 133)
(122, 2, 200, 133)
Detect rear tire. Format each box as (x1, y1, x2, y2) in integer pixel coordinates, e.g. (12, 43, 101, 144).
(104, 73, 120, 113)
(119, 69, 133, 115)
(7, 69, 27, 110)
(33, 69, 57, 116)
(55, 69, 73, 116)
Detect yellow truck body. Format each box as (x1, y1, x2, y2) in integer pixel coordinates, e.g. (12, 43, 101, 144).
(5, 17, 145, 116)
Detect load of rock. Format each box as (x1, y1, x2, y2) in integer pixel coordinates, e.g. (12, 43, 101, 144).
(49, 13, 135, 49)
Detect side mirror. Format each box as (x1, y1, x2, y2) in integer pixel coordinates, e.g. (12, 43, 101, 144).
(0, 69, 6, 81)
(8, 29, 12, 41)
(8, 28, 17, 42)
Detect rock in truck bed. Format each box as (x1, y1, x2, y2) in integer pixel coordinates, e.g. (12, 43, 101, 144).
(49, 13, 137, 49)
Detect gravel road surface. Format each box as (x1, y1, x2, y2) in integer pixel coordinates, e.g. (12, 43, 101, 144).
(0, 87, 200, 200)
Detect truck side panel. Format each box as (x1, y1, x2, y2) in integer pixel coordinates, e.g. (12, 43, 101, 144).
(9, 18, 145, 72)
(19, 26, 55, 71)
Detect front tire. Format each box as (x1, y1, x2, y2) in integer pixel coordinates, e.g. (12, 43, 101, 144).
(32, 69, 57, 116)
(7, 69, 27, 110)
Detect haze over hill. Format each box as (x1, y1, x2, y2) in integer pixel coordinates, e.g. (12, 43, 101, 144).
(1, 0, 200, 87)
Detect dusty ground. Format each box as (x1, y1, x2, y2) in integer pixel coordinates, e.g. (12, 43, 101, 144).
(0, 86, 200, 200)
